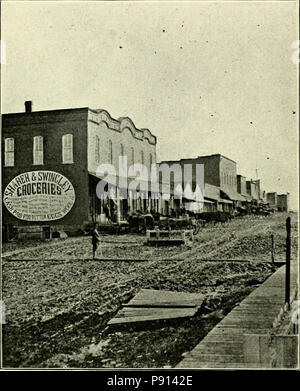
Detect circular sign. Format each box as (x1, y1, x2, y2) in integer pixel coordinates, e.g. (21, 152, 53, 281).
(3, 171, 75, 221)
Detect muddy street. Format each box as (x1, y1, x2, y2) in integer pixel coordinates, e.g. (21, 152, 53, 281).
(2, 212, 298, 368)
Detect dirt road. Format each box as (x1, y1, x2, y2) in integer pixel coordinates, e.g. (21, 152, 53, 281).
(2, 212, 298, 368)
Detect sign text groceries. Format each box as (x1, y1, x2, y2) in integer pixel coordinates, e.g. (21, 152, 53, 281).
(4, 171, 75, 221)
(4, 171, 73, 197)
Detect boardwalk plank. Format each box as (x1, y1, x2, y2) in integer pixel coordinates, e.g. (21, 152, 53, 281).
(176, 265, 298, 369)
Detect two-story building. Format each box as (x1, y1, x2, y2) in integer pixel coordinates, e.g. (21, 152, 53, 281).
(2, 102, 158, 239)
(277, 193, 289, 212)
(266, 192, 278, 209)
(159, 154, 244, 213)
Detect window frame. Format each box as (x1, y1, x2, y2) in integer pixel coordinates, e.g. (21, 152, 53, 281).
(120, 143, 124, 159)
(4, 138, 14, 167)
(108, 140, 113, 164)
(62, 134, 74, 164)
(33, 136, 44, 165)
(95, 135, 100, 164)
(141, 150, 144, 165)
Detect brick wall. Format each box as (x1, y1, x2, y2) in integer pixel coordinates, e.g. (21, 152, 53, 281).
(267, 192, 278, 208)
(2, 109, 90, 228)
(277, 194, 289, 212)
(219, 155, 237, 193)
(237, 175, 247, 196)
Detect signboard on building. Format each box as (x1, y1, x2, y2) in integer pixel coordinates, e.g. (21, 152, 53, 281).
(3, 171, 75, 221)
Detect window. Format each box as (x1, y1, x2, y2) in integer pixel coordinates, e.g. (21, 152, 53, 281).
(120, 143, 124, 158)
(95, 135, 100, 164)
(150, 153, 153, 168)
(141, 150, 144, 165)
(108, 140, 113, 164)
(62, 134, 73, 163)
(4, 138, 14, 167)
(33, 136, 43, 165)
(131, 147, 135, 165)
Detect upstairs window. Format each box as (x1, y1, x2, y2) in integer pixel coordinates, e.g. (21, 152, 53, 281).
(150, 153, 153, 168)
(4, 138, 14, 167)
(108, 140, 113, 164)
(131, 147, 135, 165)
(120, 143, 124, 158)
(62, 134, 73, 164)
(141, 150, 144, 165)
(222, 172, 225, 185)
(33, 136, 43, 165)
(95, 135, 100, 164)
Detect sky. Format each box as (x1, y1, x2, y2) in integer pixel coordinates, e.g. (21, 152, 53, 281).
(1, 1, 299, 208)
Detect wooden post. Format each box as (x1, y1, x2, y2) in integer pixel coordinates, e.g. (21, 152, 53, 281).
(116, 186, 121, 224)
(271, 234, 275, 265)
(285, 217, 291, 309)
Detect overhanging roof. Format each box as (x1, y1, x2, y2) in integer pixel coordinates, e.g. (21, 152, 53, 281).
(204, 183, 220, 201)
(219, 198, 233, 204)
(221, 189, 245, 202)
(88, 172, 159, 193)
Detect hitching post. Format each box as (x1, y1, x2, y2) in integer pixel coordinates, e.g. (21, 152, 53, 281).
(285, 217, 291, 309)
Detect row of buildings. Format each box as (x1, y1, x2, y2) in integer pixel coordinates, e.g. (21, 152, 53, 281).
(2, 102, 290, 238)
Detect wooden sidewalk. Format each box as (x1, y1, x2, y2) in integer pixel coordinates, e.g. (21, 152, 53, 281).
(176, 263, 298, 368)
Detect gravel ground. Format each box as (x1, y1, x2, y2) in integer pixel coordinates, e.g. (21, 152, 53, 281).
(2, 212, 298, 368)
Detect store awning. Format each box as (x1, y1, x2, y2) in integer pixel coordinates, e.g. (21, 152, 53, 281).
(89, 172, 161, 195)
(219, 198, 233, 204)
(242, 194, 253, 202)
(221, 190, 245, 202)
(204, 199, 215, 204)
(204, 183, 221, 201)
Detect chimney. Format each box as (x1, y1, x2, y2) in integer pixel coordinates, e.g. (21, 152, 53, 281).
(25, 101, 32, 113)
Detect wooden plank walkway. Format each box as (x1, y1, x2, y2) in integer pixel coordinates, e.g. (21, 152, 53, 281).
(107, 289, 205, 326)
(176, 263, 298, 368)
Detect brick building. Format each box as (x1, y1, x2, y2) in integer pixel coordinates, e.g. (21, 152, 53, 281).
(277, 193, 290, 212)
(236, 174, 252, 202)
(266, 192, 278, 209)
(2, 102, 157, 239)
(159, 154, 244, 212)
(246, 179, 261, 203)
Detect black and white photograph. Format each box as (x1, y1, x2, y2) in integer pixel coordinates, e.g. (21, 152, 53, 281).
(1, 0, 299, 372)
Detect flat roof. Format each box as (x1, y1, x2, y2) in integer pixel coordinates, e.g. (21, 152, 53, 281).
(2, 107, 89, 117)
(159, 153, 236, 164)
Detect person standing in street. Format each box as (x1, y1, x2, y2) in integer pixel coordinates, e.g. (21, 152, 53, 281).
(92, 223, 102, 259)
